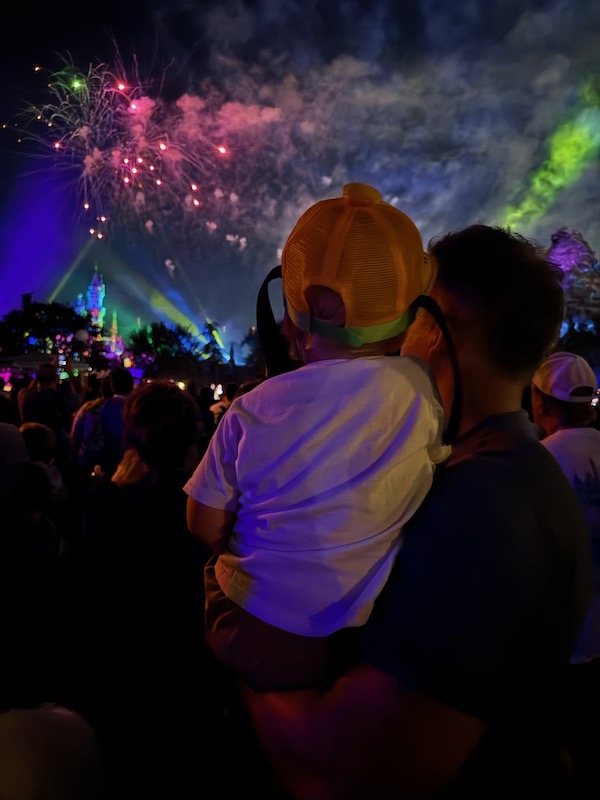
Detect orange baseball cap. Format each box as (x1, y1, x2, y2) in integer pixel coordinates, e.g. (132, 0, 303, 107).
(281, 183, 437, 346)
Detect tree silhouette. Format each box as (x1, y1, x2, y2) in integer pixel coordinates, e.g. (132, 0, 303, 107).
(240, 326, 267, 377)
(126, 321, 210, 379)
(548, 227, 600, 334)
(0, 301, 87, 359)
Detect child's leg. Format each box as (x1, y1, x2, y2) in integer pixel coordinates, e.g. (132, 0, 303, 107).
(204, 557, 338, 692)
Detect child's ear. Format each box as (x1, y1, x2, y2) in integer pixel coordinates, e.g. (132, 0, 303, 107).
(384, 330, 406, 355)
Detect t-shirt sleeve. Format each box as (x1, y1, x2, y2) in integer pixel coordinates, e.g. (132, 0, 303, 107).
(183, 408, 240, 512)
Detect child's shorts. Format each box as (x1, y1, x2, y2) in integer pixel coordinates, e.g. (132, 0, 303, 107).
(204, 555, 354, 692)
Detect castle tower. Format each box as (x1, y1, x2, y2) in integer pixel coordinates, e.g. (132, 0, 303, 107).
(86, 265, 106, 330)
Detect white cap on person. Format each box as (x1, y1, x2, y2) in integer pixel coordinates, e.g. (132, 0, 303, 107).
(532, 351, 597, 403)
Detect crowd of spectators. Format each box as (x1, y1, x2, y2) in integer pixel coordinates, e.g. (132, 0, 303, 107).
(0, 368, 280, 799)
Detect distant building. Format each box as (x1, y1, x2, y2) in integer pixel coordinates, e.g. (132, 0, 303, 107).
(73, 264, 106, 331)
(73, 265, 124, 359)
(85, 265, 106, 330)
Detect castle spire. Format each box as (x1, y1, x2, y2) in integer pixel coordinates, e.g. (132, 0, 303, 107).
(108, 309, 124, 356)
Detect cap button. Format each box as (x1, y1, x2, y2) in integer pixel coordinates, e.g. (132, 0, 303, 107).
(343, 183, 382, 206)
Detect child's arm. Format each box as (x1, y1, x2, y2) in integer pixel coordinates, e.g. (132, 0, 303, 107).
(186, 497, 235, 554)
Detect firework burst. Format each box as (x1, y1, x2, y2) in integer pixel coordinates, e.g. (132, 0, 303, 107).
(17, 53, 243, 245)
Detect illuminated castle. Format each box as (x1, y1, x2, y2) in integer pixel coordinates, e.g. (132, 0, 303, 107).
(74, 265, 124, 356)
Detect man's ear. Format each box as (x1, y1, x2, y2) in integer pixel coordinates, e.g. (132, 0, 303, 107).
(530, 385, 546, 428)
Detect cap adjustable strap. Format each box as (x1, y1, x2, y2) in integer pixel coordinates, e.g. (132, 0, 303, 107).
(309, 309, 417, 347)
(256, 265, 297, 377)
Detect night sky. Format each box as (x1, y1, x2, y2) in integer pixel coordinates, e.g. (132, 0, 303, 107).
(1, 0, 599, 356)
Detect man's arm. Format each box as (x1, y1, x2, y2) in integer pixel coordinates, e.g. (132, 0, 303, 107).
(186, 496, 235, 553)
(242, 663, 487, 800)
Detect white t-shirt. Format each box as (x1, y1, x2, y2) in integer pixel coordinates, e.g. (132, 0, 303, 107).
(541, 425, 600, 662)
(541, 426, 600, 488)
(184, 355, 450, 636)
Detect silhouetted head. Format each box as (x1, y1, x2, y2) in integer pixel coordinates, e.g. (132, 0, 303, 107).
(123, 380, 199, 474)
(109, 367, 134, 396)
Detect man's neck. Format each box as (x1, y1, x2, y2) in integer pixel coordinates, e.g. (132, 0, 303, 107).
(457, 375, 526, 437)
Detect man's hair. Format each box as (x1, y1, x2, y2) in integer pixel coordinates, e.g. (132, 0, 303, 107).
(429, 225, 564, 376)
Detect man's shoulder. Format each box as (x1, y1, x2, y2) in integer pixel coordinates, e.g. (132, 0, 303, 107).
(411, 419, 581, 534)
